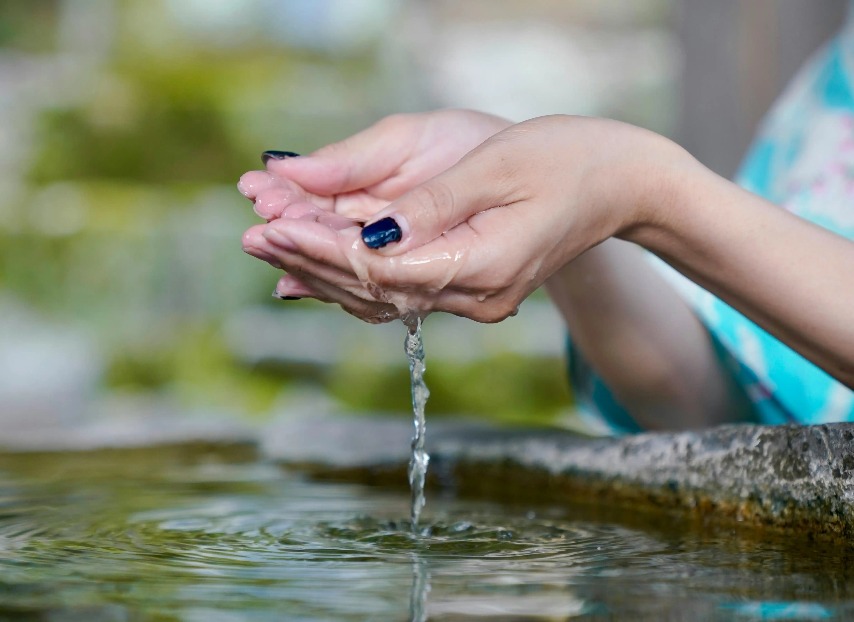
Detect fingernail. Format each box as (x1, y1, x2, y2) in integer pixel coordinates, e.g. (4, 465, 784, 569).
(361, 217, 402, 249)
(272, 290, 302, 300)
(261, 150, 300, 164)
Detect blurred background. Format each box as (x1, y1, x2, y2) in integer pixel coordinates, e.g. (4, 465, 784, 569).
(0, 0, 845, 438)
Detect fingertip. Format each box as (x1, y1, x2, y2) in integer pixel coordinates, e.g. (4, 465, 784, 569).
(254, 186, 299, 220)
(237, 170, 276, 199)
(274, 274, 315, 298)
(242, 239, 283, 269)
(242, 223, 268, 246)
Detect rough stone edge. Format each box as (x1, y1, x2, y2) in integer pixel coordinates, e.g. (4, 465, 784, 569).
(431, 423, 854, 538)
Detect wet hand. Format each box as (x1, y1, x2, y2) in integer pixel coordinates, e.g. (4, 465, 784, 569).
(250, 115, 689, 322)
(241, 109, 510, 308)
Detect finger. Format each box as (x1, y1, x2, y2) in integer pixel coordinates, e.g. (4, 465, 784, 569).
(239, 170, 334, 222)
(243, 224, 283, 269)
(257, 159, 382, 220)
(244, 220, 395, 319)
(307, 278, 400, 324)
(262, 213, 530, 323)
(254, 223, 381, 302)
(264, 115, 418, 196)
(237, 170, 278, 201)
(265, 217, 476, 293)
(265, 241, 399, 322)
(358, 138, 524, 255)
(253, 181, 305, 220)
(262, 218, 357, 276)
(273, 273, 316, 299)
(263, 219, 408, 300)
(257, 219, 520, 323)
(321, 189, 391, 222)
(279, 201, 364, 230)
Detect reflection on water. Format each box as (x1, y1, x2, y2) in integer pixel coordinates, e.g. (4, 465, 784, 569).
(409, 554, 430, 622)
(0, 445, 852, 620)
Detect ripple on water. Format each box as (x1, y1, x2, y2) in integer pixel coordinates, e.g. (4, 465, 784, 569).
(0, 450, 853, 620)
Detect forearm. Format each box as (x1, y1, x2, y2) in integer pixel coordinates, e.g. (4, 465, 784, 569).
(628, 158, 854, 388)
(546, 239, 753, 429)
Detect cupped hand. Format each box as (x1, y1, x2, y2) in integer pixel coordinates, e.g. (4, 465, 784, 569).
(247, 115, 695, 323)
(241, 109, 510, 306)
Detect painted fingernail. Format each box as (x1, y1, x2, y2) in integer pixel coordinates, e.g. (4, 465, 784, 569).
(272, 290, 302, 300)
(261, 150, 300, 164)
(361, 217, 402, 249)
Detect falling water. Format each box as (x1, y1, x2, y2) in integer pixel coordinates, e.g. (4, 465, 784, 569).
(404, 316, 430, 532)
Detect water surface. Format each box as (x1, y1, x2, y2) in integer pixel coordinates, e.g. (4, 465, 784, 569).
(0, 444, 852, 620)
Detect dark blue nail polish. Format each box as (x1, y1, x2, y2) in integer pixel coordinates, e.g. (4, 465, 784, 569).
(361, 217, 402, 249)
(261, 150, 300, 164)
(273, 291, 302, 300)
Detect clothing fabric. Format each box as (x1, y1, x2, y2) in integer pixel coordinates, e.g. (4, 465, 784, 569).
(571, 18, 854, 433)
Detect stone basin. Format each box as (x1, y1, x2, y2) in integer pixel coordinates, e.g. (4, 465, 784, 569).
(263, 415, 854, 540)
(4, 396, 852, 540)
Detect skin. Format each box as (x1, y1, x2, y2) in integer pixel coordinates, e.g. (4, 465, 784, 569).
(241, 111, 854, 428)
(546, 240, 755, 429)
(241, 109, 510, 322)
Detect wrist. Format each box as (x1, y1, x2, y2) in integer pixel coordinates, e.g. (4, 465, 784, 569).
(615, 134, 710, 249)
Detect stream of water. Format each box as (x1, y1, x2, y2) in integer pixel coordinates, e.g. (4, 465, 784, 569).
(404, 317, 430, 533)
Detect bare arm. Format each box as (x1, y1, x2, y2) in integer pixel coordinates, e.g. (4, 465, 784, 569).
(629, 162, 854, 388)
(545, 239, 755, 429)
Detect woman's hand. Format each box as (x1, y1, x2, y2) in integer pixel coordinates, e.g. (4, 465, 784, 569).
(241, 109, 511, 304)
(248, 115, 690, 322)
(244, 112, 854, 387)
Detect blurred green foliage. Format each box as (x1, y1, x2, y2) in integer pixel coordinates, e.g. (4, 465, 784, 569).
(329, 353, 572, 425)
(105, 325, 285, 415)
(0, 1, 57, 51)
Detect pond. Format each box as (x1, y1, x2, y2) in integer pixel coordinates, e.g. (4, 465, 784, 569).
(0, 443, 852, 621)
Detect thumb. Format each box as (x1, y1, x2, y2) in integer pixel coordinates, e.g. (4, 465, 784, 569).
(263, 116, 418, 196)
(359, 145, 515, 254)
